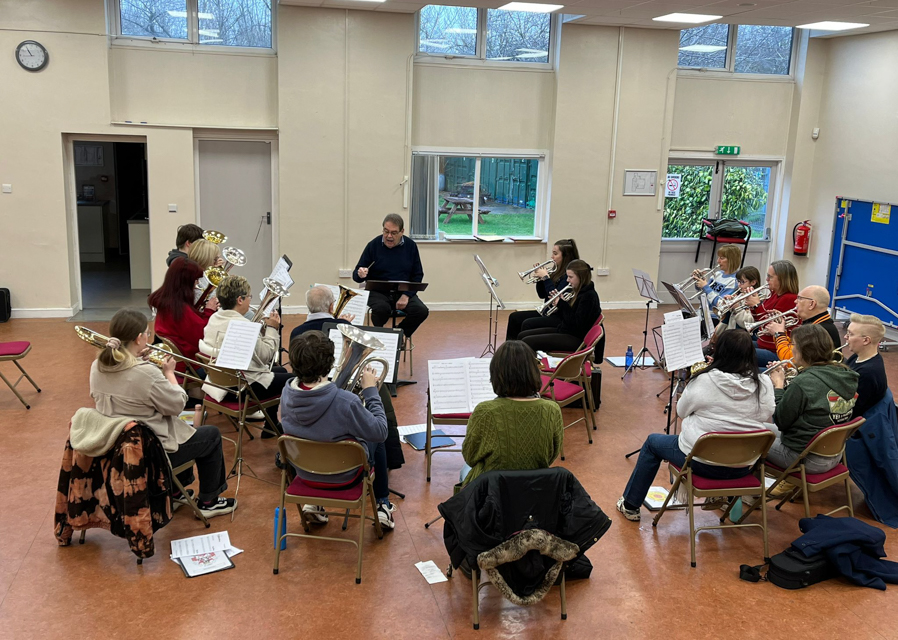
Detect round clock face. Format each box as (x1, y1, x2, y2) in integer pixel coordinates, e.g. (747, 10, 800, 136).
(16, 41, 48, 72)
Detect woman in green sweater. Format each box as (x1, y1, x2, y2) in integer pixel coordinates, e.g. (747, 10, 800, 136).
(461, 341, 564, 486)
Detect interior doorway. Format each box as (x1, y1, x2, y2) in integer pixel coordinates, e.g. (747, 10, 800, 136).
(70, 140, 149, 322)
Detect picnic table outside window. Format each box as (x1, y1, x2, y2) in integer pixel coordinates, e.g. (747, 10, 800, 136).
(440, 196, 492, 224)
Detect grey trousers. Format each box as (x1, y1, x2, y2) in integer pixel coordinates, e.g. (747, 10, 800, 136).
(765, 424, 841, 474)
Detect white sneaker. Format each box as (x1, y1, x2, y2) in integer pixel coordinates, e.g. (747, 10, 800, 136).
(196, 497, 237, 519)
(246, 410, 265, 420)
(377, 503, 396, 530)
(616, 497, 641, 522)
(302, 504, 329, 525)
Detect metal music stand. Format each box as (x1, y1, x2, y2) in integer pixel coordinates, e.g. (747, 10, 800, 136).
(661, 281, 697, 318)
(364, 280, 429, 393)
(474, 254, 505, 357)
(622, 269, 662, 379)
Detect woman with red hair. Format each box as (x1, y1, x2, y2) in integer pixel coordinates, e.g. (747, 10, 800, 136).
(148, 257, 218, 370)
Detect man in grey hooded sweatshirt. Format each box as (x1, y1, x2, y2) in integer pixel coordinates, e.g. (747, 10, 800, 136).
(279, 331, 395, 529)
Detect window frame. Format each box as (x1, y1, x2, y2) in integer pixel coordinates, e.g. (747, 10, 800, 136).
(410, 146, 550, 242)
(414, 6, 558, 71)
(108, 0, 277, 55)
(677, 25, 797, 79)
(662, 155, 782, 242)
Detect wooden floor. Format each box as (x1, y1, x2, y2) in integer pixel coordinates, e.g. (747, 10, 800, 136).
(1, 308, 896, 640)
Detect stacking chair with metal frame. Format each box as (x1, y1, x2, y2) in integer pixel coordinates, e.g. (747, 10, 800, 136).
(540, 349, 595, 460)
(652, 430, 777, 567)
(543, 320, 605, 421)
(155, 335, 203, 391)
(736, 418, 865, 523)
(424, 390, 470, 482)
(0, 341, 41, 409)
(169, 458, 210, 528)
(273, 436, 383, 583)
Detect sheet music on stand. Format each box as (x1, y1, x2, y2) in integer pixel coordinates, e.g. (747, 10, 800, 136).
(260, 255, 294, 316)
(314, 284, 370, 326)
(632, 268, 662, 303)
(699, 295, 715, 341)
(660, 316, 704, 372)
(427, 357, 496, 415)
(661, 281, 696, 318)
(214, 321, 262, 370)
(326, 327, 400, 384)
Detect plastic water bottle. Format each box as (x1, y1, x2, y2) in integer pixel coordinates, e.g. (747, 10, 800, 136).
(625, 345, 634, 369)
(273, 507, 287, 550)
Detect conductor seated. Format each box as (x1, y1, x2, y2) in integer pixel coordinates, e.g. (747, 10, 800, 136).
(289, 285, 353, 344)
(353, 213, 428, 339)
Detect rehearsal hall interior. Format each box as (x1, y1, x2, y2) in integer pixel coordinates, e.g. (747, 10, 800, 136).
(4, 0, 898, 637)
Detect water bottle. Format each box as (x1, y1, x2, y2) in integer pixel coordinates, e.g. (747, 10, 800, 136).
(273, 507, 287, 550)
(625, 345, 634, 369)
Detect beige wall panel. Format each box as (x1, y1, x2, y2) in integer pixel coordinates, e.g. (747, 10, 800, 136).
(0, 0, 106, 33)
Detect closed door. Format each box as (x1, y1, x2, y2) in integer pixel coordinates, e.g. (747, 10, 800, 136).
(198, 140, 273, 295)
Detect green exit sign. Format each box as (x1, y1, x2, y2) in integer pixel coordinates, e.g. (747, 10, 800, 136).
(716, 145, 741, 155)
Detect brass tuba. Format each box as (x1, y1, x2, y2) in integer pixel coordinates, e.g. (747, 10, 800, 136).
(250, 277, 291, 323)
(332, 324, 390, 395)
(333, 285, 360, 318)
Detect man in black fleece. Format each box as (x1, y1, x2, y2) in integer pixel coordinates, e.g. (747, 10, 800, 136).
(352, 214, 428, 338)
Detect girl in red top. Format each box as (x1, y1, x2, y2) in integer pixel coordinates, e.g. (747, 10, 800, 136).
(749, 259, 799, 366)
(148, 258, 218, 372)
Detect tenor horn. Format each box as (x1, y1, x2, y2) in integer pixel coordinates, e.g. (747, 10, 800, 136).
(195, 265, 228, 312)
(518, 260, 556, 285)
(250, 277, 291, 323)
(333, 285, 360, 318)
(202, 229, 227, 244)
(332, 324, 390, 395)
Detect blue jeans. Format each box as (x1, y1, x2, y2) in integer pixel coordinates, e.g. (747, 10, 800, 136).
(756, 348, 778, 368)
(623, 434, 750, 509)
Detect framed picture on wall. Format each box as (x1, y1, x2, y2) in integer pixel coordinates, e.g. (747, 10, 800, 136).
(623, 170, 657, 196)
(74, 144, 104, 167)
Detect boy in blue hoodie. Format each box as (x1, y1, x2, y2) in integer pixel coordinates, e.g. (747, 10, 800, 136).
(280, 331, 395, 529)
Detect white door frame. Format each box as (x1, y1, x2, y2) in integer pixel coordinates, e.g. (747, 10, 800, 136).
(193, 132, 280, 277)
(63, 133, 147, 315)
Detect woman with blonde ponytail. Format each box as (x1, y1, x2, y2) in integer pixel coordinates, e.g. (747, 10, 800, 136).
(90, 308, 236, 518)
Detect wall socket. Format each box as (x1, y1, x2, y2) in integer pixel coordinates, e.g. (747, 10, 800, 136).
(595, 268, 610, 276)
(338, 268, 352, 278)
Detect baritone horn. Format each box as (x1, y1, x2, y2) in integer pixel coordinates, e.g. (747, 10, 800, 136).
(519, 260, 556, 285)
(332, 324, 390, 396)
(536, 284, 574, 316)
(333, 285, 360, 318)
(250, 277, 291, 323)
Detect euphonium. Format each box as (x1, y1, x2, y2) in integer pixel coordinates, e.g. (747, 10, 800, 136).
(535, 284, 574, 316)
(221, 246, 246, 272)
(332, 324, 390, 395)
(202, 229, 227, 244)
(333, 285, 360, 318)
(195, 265, 228, 312)
(250, 277, 291, 323)
(716, 285, 770, 315)
(518, 260, 556, 285)
(744, 309, 800, 333)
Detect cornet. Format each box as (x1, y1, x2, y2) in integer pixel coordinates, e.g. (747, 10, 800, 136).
(716, 285, 770, 315)
(519, 260, 556, 285)
(221, 246, 246, 273)
(535, 285, 574, 316)
(762, 359, 799, 387)
(250, 277, 291, 323)
(675, 267, 724, 300)
(744, 309, 800, 333)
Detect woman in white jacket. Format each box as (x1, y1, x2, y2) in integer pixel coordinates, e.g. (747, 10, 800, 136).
(617, 329, 775, 521)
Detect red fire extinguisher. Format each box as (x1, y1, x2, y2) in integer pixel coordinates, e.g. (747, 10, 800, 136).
(793, 220, 811, 256)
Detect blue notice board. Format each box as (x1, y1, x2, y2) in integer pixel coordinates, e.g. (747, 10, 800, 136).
(826, 197, 898, 330)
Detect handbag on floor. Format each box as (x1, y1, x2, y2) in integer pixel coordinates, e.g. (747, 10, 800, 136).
(767, 548, 837, 590)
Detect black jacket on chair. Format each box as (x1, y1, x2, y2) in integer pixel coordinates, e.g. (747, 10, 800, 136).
(438, 468, 611, 596)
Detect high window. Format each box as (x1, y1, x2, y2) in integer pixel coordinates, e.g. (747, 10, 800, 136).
(115, 0, 273, 49)
(678, 25, 794, 75)
(418, 5, 554, 66)
(409, 151, 545, 240)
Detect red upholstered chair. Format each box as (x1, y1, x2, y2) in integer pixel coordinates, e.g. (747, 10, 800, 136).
(540, 349, 595, 460)
(0, 341, 41, 409)
(273, 436, 383, 583)
(543, 314, 605, 418)
(425, 390, 470, 482)
(693, 218, 751, 269)
(652, 430, 776, 567)
(736, 418, 865, 523)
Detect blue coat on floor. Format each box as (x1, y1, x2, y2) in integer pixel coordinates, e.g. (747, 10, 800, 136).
(846, 389, 898, 528)
(793, 515, 898, 590)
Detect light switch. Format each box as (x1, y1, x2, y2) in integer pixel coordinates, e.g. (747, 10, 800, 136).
(338, 269, 352, 278)
(168, 204, 177, 212)
(1, 184, 11, 194)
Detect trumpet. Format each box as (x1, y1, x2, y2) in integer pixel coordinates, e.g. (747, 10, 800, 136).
(333, 285, 360, 318)
(250, 277, 291, 323)
(195, 265, 228, 312)
(535, 284, 574, 316)
(203, 229, 227, 244)
(332, 324, 390, 397)
(519, 260, 556, 285)
(744, 309, 799, 333)
(716, 285, 770, 315)
(221, 246, 246, 273)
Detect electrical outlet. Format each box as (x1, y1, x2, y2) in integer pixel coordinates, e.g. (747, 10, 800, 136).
(338, 268, 352, 278)
(595, 268, 610, 276)
(168, 204, 177, 213)
(1, 184, 11, 194)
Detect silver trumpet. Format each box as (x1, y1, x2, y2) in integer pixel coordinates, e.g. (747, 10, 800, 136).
(221, 246, 246, 272)
(675, 267, 724, 300)
(332, 324, 390, 396)
(536, 284, 574, 316)
(519, 260, 556, 285)
(745, 309, 800, 333)
(716, 285, 770, 315)
(762, 359, 799, 387)
(250, 277, 291, 323)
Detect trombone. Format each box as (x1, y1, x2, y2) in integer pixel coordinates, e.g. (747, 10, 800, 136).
(249, 277, 291, 323)
(716, 285, 770, 315)
(519, 260, 556, 285)
(744, 309, 799, 333)
(535, 284, 574, 316)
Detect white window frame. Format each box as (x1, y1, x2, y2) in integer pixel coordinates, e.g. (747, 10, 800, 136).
(411, 146, 549, 241)
(414, 7, 558, 71)
(662, 154, 782, 243)
(107, 0, 277, 55)
(677, 25, 797, 80)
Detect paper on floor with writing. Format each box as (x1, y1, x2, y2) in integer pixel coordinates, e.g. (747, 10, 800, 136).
(661, 316, 704, 372)
(397, 424, 427, 437)
(214, 320, 262, 371)
(177, 551, 234, 578)
(415, 560, 448, 584)
(314, 284, 370, 326)
(427, 358, 496, 414)
(170, 531, 232, 559)
(327, 328, 399, 385)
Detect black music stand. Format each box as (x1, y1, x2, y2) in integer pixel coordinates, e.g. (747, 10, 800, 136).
(474, 255, 505, 357)
(364, 280, 429, 394)
(622, 269, 662, 379)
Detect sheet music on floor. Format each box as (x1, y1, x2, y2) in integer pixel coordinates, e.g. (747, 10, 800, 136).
(314, 284, 369, 326)
(660, 315, 704, 372)
(327, 327, 399, 384)
(427, 357, 496, 415)
(170, 531, 240, 559)
(214, 321, 262, 370)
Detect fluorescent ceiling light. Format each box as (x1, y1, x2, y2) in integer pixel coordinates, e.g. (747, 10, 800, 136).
(797, 21, 868, 31)
(497, 3, 564, 13)
(653, 13, 721, 24)
(444, 28, 477, 34)
(679, 44, 727, 53)
(167, 10, 216, 19)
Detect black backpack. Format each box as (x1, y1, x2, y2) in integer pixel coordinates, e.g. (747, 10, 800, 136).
(706, 219, 748, 239)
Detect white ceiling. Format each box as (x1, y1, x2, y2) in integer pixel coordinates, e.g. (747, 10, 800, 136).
(278, 0, 898, 37)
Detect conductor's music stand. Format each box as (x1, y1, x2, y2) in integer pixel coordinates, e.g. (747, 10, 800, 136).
(622, 269, 662, 379)
(364, 280, 429, 394)
(474, 254, 505, 357)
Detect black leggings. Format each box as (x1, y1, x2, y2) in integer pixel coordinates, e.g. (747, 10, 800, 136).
(226, 367, 294, 428)
(518, 327, 583, 353)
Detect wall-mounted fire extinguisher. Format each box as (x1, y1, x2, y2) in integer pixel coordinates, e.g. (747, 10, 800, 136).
(793, 220, 811, 256)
